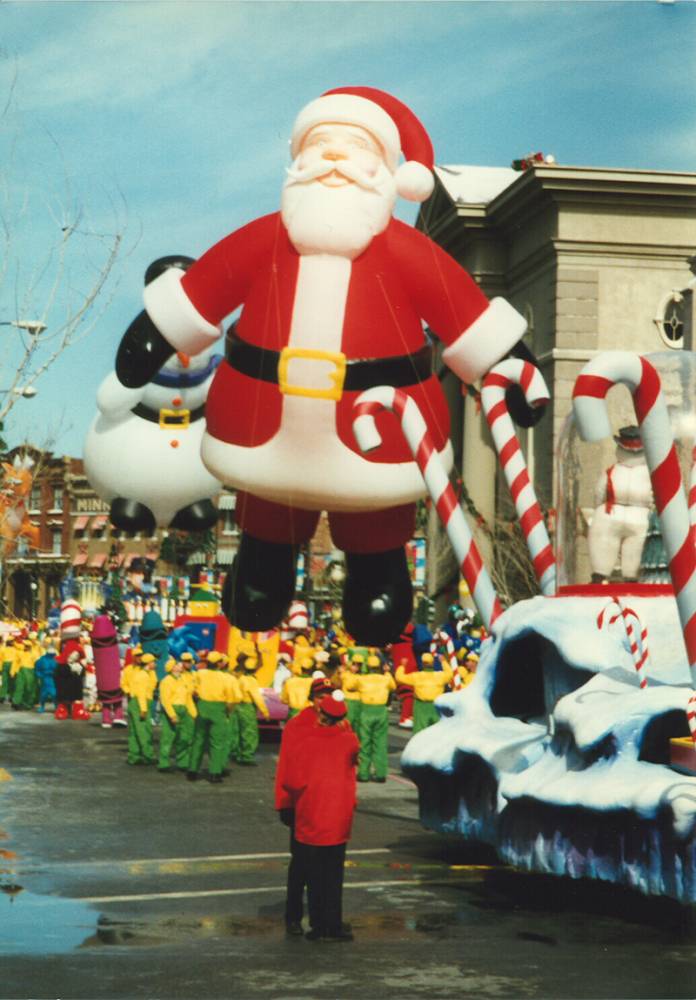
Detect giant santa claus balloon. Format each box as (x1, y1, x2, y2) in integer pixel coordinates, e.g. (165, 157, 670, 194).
(115, 86, 544, 645)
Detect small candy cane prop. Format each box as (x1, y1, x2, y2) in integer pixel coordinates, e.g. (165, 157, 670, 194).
(687, 692, 696, 746)
(573, 352, 696, 679)
(353, 387, 503, 630)
(481, 359, 555, 596)
(435, 629, 461, 689)
(597, 598, 650, 689)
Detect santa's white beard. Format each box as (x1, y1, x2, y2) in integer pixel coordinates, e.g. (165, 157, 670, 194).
(281, 169, 396, 258)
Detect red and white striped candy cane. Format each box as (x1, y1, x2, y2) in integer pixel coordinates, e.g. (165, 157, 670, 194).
(353, 387, 503, 631)
(597, 597, 650, 689)
(481, 359, 555, 596)
(686, 692, 696, 746)
(573, 351, 696, 678)
(435, 629, 461, 689)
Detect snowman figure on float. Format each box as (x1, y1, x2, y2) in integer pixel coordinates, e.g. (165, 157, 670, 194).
(83, 256, 223, 534)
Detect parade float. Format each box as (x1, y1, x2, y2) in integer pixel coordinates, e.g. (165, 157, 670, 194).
(371, 350, 696, 903)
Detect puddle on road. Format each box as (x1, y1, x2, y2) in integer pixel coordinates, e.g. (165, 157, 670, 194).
(0, 888, 98, 955)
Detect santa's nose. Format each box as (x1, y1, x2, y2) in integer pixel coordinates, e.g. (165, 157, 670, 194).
(177, 352, 190, 368)
(322, 150, 348, 162)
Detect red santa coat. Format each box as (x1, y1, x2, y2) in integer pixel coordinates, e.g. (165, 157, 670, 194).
(144, 212, 526, 516)
(279, 718, 360, 846)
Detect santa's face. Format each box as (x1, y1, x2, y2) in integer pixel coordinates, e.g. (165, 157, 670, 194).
(281, 122, 397, 258)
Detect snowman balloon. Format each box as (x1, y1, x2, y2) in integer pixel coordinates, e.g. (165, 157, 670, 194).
(84, 257, 223, 533)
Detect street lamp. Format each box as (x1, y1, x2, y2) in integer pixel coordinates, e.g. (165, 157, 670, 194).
(0, 386, 37, 399)
(0, 320, 47, 335)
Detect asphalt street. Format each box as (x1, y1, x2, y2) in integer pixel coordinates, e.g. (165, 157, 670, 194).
(1, 704, 696, 1000)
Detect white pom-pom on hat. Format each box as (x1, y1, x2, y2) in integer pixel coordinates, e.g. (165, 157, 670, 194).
(395, 160, 435, 203)
(332, 689, 346, 703)
(291, 86, 435, 204)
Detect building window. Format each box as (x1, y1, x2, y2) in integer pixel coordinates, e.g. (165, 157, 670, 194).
(51, 486, 63, 512)
(16, 537, 29, 556)
(52, 529, 62, 555)
(29, 485, 41, 512)
(656, 291, 685, 350)
(221, 510, 236, 536)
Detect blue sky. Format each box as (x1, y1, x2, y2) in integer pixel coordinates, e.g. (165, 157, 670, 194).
(1, 0, 695, 456)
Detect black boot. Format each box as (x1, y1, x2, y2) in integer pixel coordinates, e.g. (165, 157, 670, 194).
(342, 548, 413, 647)
(222, 533, 298, 631)
(170, 499, 218, 532)
(110, 498, 156, 535)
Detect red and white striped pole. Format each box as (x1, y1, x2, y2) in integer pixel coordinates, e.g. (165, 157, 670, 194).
(353, 387, 503, 631)
(573, 351, 696, 679)
(481, 359, 556, 596)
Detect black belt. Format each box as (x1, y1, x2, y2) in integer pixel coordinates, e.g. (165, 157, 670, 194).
(225, 330, 433, 393)
(132, 403, 206, 425)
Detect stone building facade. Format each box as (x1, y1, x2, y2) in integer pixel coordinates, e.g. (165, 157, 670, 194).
(417, 163, 696, 608)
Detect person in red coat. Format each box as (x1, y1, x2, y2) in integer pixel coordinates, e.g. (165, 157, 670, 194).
(115, 86, 544, 646)
(275, 675, 334, 936)
(276, 690, 359, 942)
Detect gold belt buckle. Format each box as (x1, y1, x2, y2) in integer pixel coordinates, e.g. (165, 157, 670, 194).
(278, 347, 347, 401)
(159, 408, 191, 429)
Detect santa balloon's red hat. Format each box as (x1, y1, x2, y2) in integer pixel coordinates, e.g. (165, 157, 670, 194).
(290, 86, 435, 203)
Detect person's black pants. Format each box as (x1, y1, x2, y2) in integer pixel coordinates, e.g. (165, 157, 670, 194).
(294, 841, 347, 935)
(285, 829, 307, 925)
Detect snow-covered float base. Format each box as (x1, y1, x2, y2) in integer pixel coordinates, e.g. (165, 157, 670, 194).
(402, 589, 696, 903)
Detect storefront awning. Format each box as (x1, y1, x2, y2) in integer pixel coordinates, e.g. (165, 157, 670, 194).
(91, 515, 109, 530)
(89, 553, 107, 568)
(73, 516, 89, 532)
(72, 552, 88, 566)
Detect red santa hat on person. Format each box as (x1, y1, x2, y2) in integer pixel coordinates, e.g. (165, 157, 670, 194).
(290, 86, 435, 203)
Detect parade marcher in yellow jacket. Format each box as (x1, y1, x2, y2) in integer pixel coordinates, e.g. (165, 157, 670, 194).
(455, 651, 479, 689)
(395, 652, 453, 734)
(235, 655, 270, 766)
(0, 636, 18, 703)
(11, 639, 38, 711)
(344, 654, 396, 783)
(188, 651, 239, 783)
(158, 658, 198, 773)
(120, 646, 143, 703)
(224, 655, 244, 766)
(281, 657, 315, 720)
(340, 653, 364, 732)
(126, 653, 158, 765)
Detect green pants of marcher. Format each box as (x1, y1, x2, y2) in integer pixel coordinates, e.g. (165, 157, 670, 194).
(0, 662, 10, 701)
(236, 702, 260, 762)
(357, 703, 389, 780)
(12, 668, 37, 710)
(127, 698, 154, 764)
(413, 699, 440, 734)
(158, 705, 194, 770)
(345, 698, 361, 732)
(226, 705, 240, 762)
(189, 699, 228, 775)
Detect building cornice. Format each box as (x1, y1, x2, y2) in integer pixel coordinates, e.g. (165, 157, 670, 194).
(484, 165, 696, 232)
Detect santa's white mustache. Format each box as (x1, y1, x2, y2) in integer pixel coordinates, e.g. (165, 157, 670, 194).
(285, 160, 384, 192)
